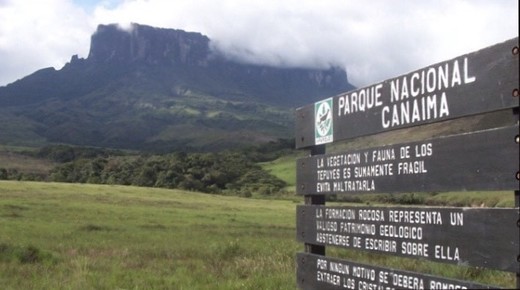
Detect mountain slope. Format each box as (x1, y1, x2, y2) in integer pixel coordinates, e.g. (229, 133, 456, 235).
(0, 23, 354, 151)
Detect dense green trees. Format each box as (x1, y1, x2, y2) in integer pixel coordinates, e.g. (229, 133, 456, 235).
(47, 151, 286, 195)
(1, 140, 291, 196)
(24, 140, 293, 196)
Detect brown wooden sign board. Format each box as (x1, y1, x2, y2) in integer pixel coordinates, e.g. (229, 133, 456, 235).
(297, 125, 519, 195)
(295, 37, 519, 149)
(297, 253, 499, 290)
(297, 205, 519, 272)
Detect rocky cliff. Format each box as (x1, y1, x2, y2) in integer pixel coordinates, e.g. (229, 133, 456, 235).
(88, 24, 210, 66)
(0, 23, 354, 151)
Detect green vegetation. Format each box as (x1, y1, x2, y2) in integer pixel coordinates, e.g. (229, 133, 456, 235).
(0, 112, 48, 148)
(0, 181, 515, 289)
(0, 122, 516, 288)
(330, 191, 515, 208)
(0, 143, 291, 197)
(260, 150, 515, 207)
(328, 248, 514, 288)
(2, 142, 514, 207)
(260, 153, 302, 192)
(0, 181, 298, 289)
(0, 150, 55, 181)
(0, 65, 298, 152)
(48, 152, 286, 196)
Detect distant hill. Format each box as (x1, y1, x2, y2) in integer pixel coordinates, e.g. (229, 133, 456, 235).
(0, 23, 354, 151)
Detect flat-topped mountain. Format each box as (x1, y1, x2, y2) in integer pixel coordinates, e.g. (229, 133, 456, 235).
(0, 23, 354, 151)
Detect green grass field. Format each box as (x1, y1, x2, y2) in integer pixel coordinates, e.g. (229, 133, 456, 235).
(0, 181, 300, 289)
(0, 181, 515, 289)
(260, 153, 302, 193)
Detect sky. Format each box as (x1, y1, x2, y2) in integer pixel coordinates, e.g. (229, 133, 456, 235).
(0, 0, 518, 88)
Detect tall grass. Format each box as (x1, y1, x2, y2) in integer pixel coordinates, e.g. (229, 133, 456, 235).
(0, 181, 299, 289)
(0, 181, 515, 289)
(260, 153, 302, 193)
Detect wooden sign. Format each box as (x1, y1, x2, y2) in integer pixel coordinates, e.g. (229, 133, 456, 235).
(295, 37, 519, 149)
(297, 253, 499, 290)
(297, 205, 519, 272)
(295, 38, 520, 289)
(297, 125, 519, 195)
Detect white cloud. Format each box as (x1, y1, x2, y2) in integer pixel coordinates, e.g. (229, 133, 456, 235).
(0, 0, 518, 87)
(0, 0, 94, 85)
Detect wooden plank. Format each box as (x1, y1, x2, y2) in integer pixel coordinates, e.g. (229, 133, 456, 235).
(296, 125, 519, 195)
(296, 253, 500, 290)
(295, 37, 519, 149)
(305, 144, 327, 256)
(296, 205, 519, 272)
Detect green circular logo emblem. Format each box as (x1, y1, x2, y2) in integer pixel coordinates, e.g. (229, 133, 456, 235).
(316, 101, 332, 137)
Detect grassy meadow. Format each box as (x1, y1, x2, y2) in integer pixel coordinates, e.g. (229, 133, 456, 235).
(0, 181, 516, 289)
(0, 181, 299, 289)
(261, 154, 300, 193)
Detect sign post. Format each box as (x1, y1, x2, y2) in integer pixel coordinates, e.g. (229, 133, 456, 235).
(295, 37, 519, 289)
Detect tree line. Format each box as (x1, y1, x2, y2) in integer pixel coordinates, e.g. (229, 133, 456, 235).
(1, 141, 293, 197)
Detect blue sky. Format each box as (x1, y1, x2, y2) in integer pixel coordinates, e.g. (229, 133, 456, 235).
(72, 0, 121, 11)
(0, 0, 518, 87)
(72, 0, 99, 10)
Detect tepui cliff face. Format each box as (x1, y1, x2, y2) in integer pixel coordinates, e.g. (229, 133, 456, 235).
(88, 24, 211, 66)
(83, 23, 352, 106)
(0, 23, 354, 151)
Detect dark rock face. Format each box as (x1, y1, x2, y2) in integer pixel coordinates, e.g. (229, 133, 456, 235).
(88, 24, 210, 66)
(84, 23, 352, 105)
(1, 23, 353, 108)
(0, 23, 355, 151)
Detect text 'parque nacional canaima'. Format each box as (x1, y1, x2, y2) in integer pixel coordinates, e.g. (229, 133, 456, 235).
(337, 57, 476, 129)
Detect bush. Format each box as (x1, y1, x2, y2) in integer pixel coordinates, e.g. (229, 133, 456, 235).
(48, 151, 287, 196)
(0, 243, 56, 265)
(0, 168, 7, 180)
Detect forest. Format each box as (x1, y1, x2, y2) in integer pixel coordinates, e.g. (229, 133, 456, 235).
(0, 140, 293, 197)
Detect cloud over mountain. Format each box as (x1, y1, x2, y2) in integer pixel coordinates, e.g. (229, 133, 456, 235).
(0, 0, 518, 87)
